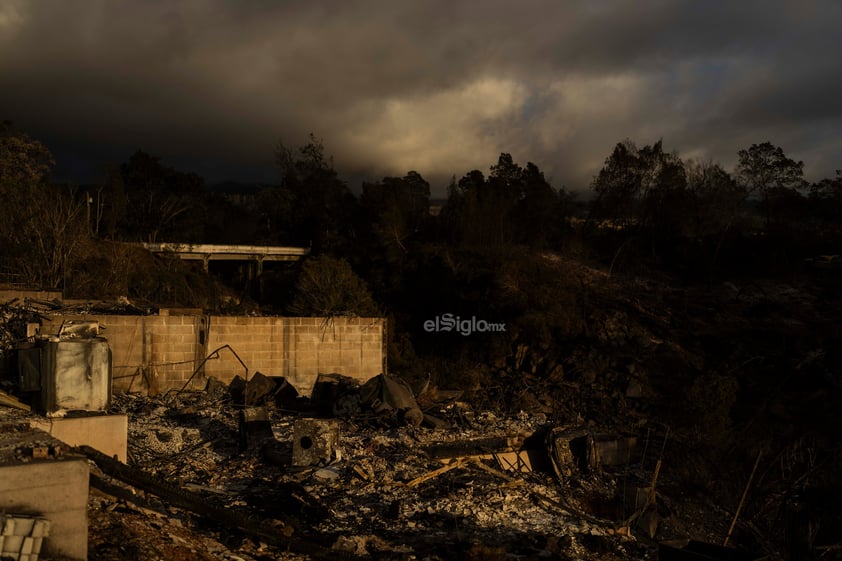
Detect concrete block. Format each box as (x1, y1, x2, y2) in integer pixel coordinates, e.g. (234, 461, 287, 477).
(318, 352, 341, 365)
(292, 418, 340, 466)
(295, 358, 318, 369)
(0, 460, 88, 560)
(30, 415, 128, 463)
(168, 325, 195, 337)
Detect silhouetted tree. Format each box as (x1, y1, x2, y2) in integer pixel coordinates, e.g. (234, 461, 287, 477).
(274, 134, 357, 251)
(0, 120, 54, 186)
(442, 153, 565, 251)
(0, 122, 87, 289)
(809, 170, 842, 237)
(683, 159, 748, 275)
(684, 160, 745, 238)
(287, 254, 378, 317)
(635, 141, 687, 233)
(254, 185, 295, 244)
(361, 171, 430, 255)
(590, 139, 686, 233)
(589, 140, 641, 229)
(118, 150, 206, 242)
(516, 161, 565, 248)
(735, 142, 805, 228)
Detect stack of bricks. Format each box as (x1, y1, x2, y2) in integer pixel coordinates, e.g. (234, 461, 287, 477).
(0, 515, 51, 561)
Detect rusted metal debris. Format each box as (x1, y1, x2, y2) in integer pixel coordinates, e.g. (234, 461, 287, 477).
(547, 427, 600, 481)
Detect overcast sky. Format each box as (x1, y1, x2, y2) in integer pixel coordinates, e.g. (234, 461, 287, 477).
(1, 0, 840, 194)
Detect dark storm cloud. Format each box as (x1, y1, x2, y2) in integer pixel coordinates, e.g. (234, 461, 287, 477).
(1, 0, 840, 192)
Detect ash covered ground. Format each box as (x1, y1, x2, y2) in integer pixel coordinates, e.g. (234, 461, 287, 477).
(78, 383, 744, 561)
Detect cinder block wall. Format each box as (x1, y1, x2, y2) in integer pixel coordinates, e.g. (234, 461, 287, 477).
(202, 316, 385, 395)
(40, 315, 385, 396)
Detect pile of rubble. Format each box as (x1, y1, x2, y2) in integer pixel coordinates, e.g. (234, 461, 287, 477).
(76, 372, 768, 561)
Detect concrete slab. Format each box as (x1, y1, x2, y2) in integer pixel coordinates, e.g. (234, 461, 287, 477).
(0, 423, 89, 561)
(30, 414, 128, 462)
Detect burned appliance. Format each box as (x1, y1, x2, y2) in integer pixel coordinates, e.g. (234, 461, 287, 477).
(18, 321, 112, 416)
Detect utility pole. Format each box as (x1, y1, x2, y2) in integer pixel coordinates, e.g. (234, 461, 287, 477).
(86, 192, 93, 233)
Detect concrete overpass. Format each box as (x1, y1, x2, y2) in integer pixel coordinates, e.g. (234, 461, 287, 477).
(141, 243, 310, 274)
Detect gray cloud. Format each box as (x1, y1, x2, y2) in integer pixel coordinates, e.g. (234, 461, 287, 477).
(1, 0, 840, 194)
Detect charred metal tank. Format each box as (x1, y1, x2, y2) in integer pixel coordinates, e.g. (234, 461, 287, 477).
(18, 321, 112, 416)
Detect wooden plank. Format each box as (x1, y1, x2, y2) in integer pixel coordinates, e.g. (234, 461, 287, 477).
(0, 390, 30, 411)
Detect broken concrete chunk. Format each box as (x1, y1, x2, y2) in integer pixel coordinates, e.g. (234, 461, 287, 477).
(204, 376, 227, 396)
(155, 429, 174, 443)
(292, 418, 340, 467)
(269, 376, 300, 408)
(313, 467, 340, 482)
(238, 407, 274, 452)
(244, 372, 276, 406)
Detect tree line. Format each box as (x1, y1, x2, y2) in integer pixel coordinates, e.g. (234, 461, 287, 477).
(1, 121, 840, 300)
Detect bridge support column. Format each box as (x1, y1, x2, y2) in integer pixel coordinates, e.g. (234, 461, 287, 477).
(257, 257, 265, 300)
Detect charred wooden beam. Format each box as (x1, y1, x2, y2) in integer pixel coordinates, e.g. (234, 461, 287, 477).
(77, 445, 361, 561)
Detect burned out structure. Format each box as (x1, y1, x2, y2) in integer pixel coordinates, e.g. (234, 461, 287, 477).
(0, 292, 817, 560)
